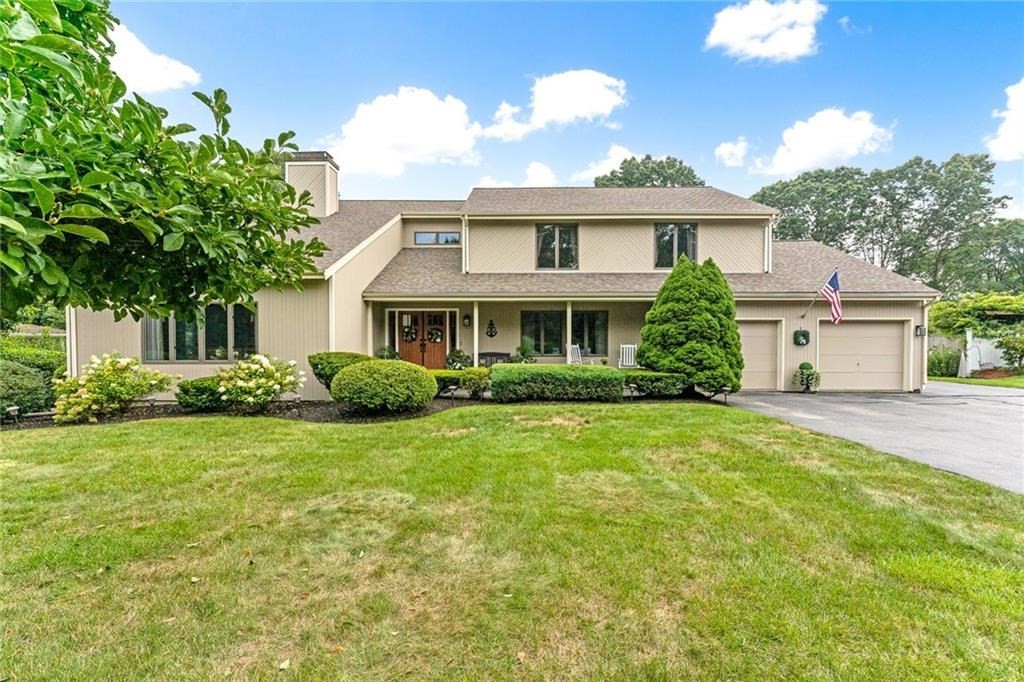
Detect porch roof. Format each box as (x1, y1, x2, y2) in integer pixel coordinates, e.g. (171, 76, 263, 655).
(363, 241, 940, 299)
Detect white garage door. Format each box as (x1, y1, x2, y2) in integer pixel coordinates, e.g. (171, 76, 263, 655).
(738, 321, 779, 390)
(820, 321, 905, 390)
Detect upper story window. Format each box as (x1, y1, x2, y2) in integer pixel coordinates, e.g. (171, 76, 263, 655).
(142, 303, 257, 363)
(536, 223, 578, 269)
(414, 231, 461, 245)
(655, 223, 697, 268)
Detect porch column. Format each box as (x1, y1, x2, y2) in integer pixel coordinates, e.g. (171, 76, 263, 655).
(365, 301, 373, 355)
(565, 301, 573, 362)
(472, 301, 480, 367)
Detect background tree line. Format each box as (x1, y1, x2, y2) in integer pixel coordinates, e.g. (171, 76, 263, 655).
(596, 153, 1020, 294)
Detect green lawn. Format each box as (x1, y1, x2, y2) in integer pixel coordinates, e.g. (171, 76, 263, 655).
(930, 375, 1024, 389)
(3, 404, 1024, 679)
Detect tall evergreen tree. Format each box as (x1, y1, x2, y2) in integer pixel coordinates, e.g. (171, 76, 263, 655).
(637, 257, 743, 395)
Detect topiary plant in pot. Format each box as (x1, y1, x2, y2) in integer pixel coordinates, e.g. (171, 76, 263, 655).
(793, 362, 821, 393)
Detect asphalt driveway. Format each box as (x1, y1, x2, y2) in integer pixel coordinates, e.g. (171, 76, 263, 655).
(729, 382, 1024, 493)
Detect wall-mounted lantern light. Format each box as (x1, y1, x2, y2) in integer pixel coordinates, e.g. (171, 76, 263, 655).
(462, 313, 472, 327)
(914, 325, 926, 337)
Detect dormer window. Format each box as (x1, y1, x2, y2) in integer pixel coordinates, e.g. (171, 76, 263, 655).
(655, 223, 697, 268)
(414, 231, 461, 245)
(536, 224, 578, 270)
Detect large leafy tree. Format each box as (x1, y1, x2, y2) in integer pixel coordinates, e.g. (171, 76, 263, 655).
(594, 154, 705, 188)
(0, 0, 324, 320)
(751, 154, 1009, 293)
(636, 256, 743, 395)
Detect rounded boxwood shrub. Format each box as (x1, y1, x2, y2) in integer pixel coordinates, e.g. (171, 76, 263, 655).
(0, 359, 51, 416)
(331, 359, 437, 413)
(308, 351, 373, 390)
(176, 375, 225, 412)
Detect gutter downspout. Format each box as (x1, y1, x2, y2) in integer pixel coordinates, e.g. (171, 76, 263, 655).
(461, 214, 469, 273)
(922, 297, 938, 391)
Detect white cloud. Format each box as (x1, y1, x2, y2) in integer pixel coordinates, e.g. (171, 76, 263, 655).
(837, 15, 870, 35)
(325, 86, 482, 177)
(569, 144, 638, 182)
(751, 108, 893, 175)
(483, 69, 627, 142)
(478, 161, 558, 188)
(714, 137, 750, 167)
(985, 76, 1024, 162)
(705, 0, 828, 63)
(109, 24, 201, 95)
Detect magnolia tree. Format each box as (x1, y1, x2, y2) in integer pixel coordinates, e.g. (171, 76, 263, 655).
(0, 0, 324, 320)
(636, 257, 744, 396)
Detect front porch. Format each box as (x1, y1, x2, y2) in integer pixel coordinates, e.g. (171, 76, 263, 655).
(364, 299, 653, 369)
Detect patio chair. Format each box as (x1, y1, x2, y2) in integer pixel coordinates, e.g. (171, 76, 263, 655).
(567, 344, 583, 365)
(618, 344, 638, 369)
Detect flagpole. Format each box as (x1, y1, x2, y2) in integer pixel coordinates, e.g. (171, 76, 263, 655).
(799, 267, 838, 320)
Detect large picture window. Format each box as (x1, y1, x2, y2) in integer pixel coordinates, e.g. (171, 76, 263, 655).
(536, 224, 578, 269)
(520, 310, 564, 355)
(142, 303, 257, 362)
(571, 311, 608, 356)
(655, 223, 697, 268)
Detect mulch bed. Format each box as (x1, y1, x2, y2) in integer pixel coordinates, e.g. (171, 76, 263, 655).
(1, 398, 482, 432)
(970, 369, 1019, 379)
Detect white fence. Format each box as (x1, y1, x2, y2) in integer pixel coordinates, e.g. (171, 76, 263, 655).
(930, 330, 1007, 376)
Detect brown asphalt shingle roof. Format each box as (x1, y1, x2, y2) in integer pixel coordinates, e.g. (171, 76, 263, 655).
(463, 187, 777, 215)
(304, 200, 462, 271)
(363, 241, 939, 298)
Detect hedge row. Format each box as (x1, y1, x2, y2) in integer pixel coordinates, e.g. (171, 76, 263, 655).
(307, 352, 373, 390)
(490, 364, 624, 403)
(430, 367, 490, 397)
(0, 338, 65, 408)
(620, 369, 692, 398)
(0, 359, 52, 416)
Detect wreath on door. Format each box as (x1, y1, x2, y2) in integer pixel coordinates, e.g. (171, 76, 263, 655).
(426, 327, 444, 343)
(402, 326, 417, 343)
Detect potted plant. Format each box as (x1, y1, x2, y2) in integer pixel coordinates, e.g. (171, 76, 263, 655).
(793, 362, 821, 393)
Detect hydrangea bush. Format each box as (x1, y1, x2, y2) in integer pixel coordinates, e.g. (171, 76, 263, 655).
(53, 353, 172, 424)
(216, 354, 304, 409)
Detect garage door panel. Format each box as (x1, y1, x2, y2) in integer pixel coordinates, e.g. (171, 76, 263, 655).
(739, 321, 779, 390)
(820, 321, 904, 391)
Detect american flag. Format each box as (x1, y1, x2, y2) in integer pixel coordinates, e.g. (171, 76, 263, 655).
(821, 271, 842, 324)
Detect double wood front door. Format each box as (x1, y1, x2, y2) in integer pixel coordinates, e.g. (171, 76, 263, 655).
(397, 311, 449, 369)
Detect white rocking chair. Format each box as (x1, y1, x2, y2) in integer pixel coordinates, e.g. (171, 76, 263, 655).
(567, 344, 583, 365)
(618, 344, 638, 369)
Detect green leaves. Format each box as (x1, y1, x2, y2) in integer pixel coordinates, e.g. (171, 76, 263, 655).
(162, 232, 184, 252)
(29, 179, 54, 216)
(61, 203, 106, 219)
(20, 0, 62, 31)
(81, 170, 116, 187)
(11, 43, 82, 84)
(56, 223, 108, 243)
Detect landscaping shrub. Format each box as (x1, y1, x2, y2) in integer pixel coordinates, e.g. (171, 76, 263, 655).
(429, 367, 491, 397)
(331, 360, 437, 413)
(0, 336, 65, 407)
(53, 353, 172, 424)
(995, 332, 1024, 371)
(446, 349, 472, 370)
(308, 351, 373, 390)
(376, 346, 400, 360)
(928, 347, 961, 377)
(620, 369, 689, 398)
(636, 257, 743, 395)
(490, 364, 623, 403)
(0, 360, 51, 416)
(176, 376, 226, 412)
(218, 354, 304, 409)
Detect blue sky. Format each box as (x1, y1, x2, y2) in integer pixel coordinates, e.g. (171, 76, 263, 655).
(112, 1, 1024, 211)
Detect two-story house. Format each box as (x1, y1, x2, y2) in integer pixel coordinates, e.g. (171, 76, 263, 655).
(67, 151, 940, 399)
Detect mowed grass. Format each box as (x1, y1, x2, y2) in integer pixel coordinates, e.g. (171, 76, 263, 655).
(2, 403, 1024, 680)
(930, 374, 1024, 389)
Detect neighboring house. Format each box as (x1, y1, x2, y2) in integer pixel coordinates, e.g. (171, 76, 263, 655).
(67, 151, 941, 399)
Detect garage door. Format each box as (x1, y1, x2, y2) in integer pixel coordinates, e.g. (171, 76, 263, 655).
(819, 321, 905, 390)
(738, 321, 779, 390)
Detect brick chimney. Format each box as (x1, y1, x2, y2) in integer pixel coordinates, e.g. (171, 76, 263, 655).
(284, 151, 339, 218)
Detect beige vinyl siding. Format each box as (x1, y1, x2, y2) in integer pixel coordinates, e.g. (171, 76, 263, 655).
(467, 218, 768, 273)
(330, 217, 405, 355)
(401, 217, 463, 247)
(69, 281, 331, 401)
(285, 165, 328, 217)
(738, 320, 781, 390)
